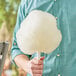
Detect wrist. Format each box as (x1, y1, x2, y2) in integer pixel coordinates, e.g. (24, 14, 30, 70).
(24, 60, 31, 73)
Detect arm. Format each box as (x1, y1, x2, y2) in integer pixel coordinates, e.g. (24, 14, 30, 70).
(11, 0, 31, 67)
(11, 0, 44, 75)
(14, 54, 30, 72)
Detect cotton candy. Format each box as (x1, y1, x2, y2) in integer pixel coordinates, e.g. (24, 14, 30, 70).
(16, 10, 62, 55)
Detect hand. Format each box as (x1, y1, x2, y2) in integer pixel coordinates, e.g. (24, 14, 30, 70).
(26, 57, 45, 76)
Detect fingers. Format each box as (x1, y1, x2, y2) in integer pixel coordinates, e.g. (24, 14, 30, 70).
(31, 74, 42, 76)
(29, 57, 45, 76)
(30, 63, 43, 76)
(32, 70, 43, 74)
(31, 64, 43, 70)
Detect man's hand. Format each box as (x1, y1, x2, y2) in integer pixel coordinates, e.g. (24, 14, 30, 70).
(27, 57, 45, 76)
(14, 55, 44, 76)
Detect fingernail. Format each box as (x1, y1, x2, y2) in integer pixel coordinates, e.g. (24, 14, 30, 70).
(40, 56, 45, 60)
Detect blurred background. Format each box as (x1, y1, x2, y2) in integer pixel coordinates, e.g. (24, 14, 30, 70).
(0, 0, 26, 76)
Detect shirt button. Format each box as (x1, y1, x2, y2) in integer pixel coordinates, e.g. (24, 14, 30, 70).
(14, 42, 16, 45)
(57, 54, 60, 57)
(54, 0, 56, 1)
(58, 74, 61, 76)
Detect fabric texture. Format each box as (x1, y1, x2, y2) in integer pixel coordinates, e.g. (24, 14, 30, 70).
(11, 0, 76, 76)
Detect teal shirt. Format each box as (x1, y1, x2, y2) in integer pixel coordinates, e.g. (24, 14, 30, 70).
(11, 0, 76, 76)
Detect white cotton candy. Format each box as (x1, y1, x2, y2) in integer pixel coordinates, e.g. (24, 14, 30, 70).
(16, 10, 62, 54)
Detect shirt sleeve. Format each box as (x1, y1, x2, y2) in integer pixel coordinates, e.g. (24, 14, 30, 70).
(11, 0, 31, 67)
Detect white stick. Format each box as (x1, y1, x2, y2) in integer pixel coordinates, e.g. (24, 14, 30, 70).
(37, 51, 40, 60)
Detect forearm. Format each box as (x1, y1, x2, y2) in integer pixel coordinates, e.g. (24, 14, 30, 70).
(14, 54, 30, 72)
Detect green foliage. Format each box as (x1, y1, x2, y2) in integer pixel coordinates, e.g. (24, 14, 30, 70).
(0, 0, 20, 33)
